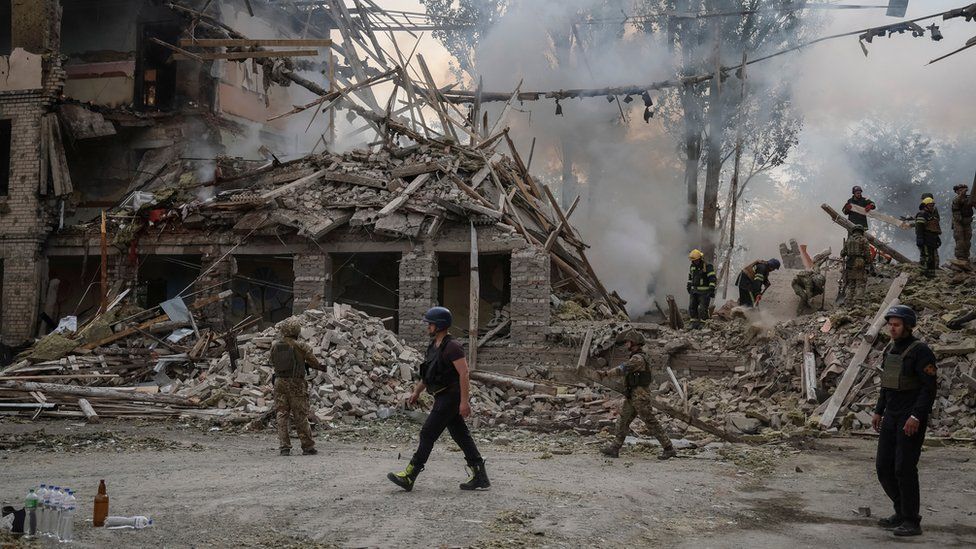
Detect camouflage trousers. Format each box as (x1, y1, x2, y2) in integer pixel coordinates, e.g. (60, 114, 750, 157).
(845, 269, 866, 302)
(611, 388, 673, 451)
(274, 378, 315, 451)
(954, 224, 972, 261)
(792, 282, 817, 315)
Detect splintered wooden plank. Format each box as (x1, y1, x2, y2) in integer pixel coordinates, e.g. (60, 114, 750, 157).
(173, 50, 319, 60)
(378, 173, 431, 216)
(178, 39, 333, 47)
(259, 168, 329, 201)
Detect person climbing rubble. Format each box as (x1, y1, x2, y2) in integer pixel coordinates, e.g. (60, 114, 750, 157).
(735, 258, 780, 307)
(686, 249, 716, 329)
(915, 197, 942, 277)
(841, 225, 872, 303)
(597, 330, 676, 460)
(842, 185, 876, 229)
(872, 305, 938, 538)
(387, 307, 489, 492)
(951, 184, 973, 262)
(271, 319, 321, 456)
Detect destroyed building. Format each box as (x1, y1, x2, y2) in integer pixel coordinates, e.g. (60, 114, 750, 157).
(0, 0, 632, 377)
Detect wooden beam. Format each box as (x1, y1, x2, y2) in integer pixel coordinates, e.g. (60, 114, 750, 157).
(574, 328, 594, 377)
(477, 319, 510, 348)
(1, 381, 195, 406)
(821, 203, 913, 264)
(78, 398, 100, 424)
(259, 168, 329, 201)
(646, 395, 744, 443)
(99, 211, 108, 313)
(802, 336, 818, 404)
(377, 173, 431, 216)
(469, 222, 479, 370)
(470, 370, 557, 396)
(149, 37, 205, 62)
(818, 274, 909, 428)
(178, 38, 333, 47)
(173, 50, 319, 60)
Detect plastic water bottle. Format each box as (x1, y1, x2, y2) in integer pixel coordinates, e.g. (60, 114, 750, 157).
(50, 487, 65, 537)
(59, 506, 75, 542)
(59, 490, 76, 541)
(24, 488, 39, 537)
(42, 486, 57, 537)
(105, 515, 153, 529)
(36, 485, 48, 536)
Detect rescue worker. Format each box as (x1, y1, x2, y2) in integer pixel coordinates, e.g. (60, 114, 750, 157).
(686, 249, 716, 329)
(735, 258, 780, 307)
(951, 184, 973, 262)
(388, 307, 489, 492)
(597, 330, 676, 460)
(915, 197, 941, 276)
(871, 305, 938, 537)
(271, 319, 321, 456)
(791, 270, 825, 315)
(841, 225, 872, 303)
(842, 185, 876, 229)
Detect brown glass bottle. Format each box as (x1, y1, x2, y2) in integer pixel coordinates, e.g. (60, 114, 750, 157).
(93, 480, 109, 527)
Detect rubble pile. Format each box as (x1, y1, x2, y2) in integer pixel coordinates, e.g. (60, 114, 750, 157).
(173, 306, 423, 422)
(649, 266, 976, 439)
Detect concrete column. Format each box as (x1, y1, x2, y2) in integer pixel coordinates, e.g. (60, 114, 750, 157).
(398, 250, 436, 347)
(509, 247, 550, 346)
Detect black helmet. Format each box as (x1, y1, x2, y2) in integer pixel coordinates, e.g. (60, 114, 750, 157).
(767, 258, 781, 269)
(850, 225, 866, 234)
(884, 305, 917, 328)
(852, 185, 863, 194)
(422, 306, 453, 330)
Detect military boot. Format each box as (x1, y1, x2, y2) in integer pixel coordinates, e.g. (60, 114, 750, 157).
(893, 521, 922, 537)
(600, 443, 621, 458)
(658, 446, 677, 460)
(877, 514, 903, 529)
(387, 463, 421, 491)
(459, 461, 491, 491)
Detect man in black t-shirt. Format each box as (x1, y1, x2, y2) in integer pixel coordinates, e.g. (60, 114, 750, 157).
(872, 305, 938, 537)
(387, 306, 489, 492)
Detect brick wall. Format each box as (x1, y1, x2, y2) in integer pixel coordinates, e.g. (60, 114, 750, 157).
(293, 252, 330, 313)
(0, 0, 63, 344)
(509, 246, 550, 346)
(398, 250, 436, 348)
(194, 248, 234, 330)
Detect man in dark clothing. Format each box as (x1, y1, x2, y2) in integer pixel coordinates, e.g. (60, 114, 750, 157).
(915, 197, 941, 276)
(735, 258, 780, 307)
(387, 306, 489, 492)
(686, 249, 716, 329)
(951, 184, 973, 262)
(872, 305, 938, 537)
(842, 185, 876, 229)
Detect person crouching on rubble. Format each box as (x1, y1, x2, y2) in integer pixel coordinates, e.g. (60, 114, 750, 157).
(387, 306, 489, 492)
(271, 319, 321, 456)
(872, 305, 938, 537)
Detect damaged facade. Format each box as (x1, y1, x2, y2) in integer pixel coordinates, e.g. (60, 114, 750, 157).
(0, 0, 618, 373)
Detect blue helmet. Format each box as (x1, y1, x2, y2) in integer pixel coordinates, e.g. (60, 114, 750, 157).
(884, 305, 917, 328)
(423, 306, 453, 330)
(766, 258, 781, 270)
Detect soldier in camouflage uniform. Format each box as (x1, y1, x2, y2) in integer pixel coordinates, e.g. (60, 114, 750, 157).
(792, 270, 826, 315)
(842, 225, 872, 303)
(951, 184, 973, 262)
(272, 319, 321, 456)
(597, 330, 676, 460)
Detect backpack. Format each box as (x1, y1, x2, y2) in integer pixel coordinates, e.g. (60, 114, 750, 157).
(271, 340, 304, 379)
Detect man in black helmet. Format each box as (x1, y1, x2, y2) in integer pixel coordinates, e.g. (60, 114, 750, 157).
(735, 258, 780, 307)
(872, 305, 938, 537)
(387, 306, 489, 492)
(842, 185, 876, 229)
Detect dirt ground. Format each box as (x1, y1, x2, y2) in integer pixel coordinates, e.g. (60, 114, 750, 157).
(1, 418, 974, 548)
